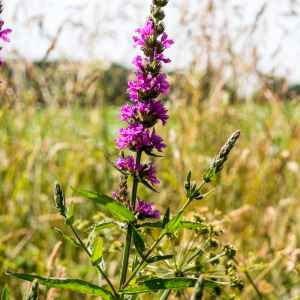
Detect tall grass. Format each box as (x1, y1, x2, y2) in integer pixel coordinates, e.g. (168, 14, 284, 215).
(1, 63, 300, 298)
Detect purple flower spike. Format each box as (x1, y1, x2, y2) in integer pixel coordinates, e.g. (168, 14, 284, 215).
(0, 21, 12, 43)
(136, 197, 160, 220)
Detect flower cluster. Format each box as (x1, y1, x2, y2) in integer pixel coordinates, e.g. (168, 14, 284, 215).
(135, 197, 159, 220)
(113, 0, 173, 220)
(0, 2, 12, 83)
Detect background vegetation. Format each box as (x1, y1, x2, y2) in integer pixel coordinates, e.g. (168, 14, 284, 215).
(1, 0, 300, 299)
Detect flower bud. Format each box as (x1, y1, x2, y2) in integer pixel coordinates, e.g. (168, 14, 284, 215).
(156, 22, 166, 36)
(151, 6, 165, 21)
(26, 279, 39, 300)
(54, 181, 65, 214)
(152, 0, 169, 7)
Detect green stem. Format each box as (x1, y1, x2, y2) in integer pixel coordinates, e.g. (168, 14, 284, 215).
(160, 289, 172, 300)
(69, 225, 119, 299)
(232, 258, 262, 300)
(171, 237, 178, 272)
(118, 151, 142, 292)
(122, 232, 165, 288)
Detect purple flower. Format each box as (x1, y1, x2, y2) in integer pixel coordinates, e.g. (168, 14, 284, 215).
(116, 155, 142, 175)
(0, 57, 3, 67)
(161, 32, 174, 49)
(136, 197, 160, 220)
(0, 21, 12, 43)
(127, 73, 170, 102)
(133, 21, 154, 48)
(114, 122, 167, 152)
(154, 47, 171, 64)
(139, 161, 160, 186)
(118, 100, 169, 126)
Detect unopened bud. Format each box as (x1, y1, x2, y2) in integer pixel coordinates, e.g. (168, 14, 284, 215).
(152, 0, 169, 7)
(27, 279, 39, 300)
(151, 6, 165, 21)
(54, 181, 64, 214)
(191, 274, 204, 300)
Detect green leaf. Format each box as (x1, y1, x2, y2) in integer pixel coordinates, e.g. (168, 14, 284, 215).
(52, 228, 83, 248)
(132, 226, 145, 257)
(91, 238, 103, 266)
(143, 150, 164, 158)
(86, 224, 96, 247)
(162, 208, 170, 229)
(203, 168, 216, 183)
(124, 295, 140, 300)
(132, 255, 139, 273)
(5, 271, 115, 299)
(65, 201, 74, 226)
(1, 284, 10, 300)
(135, 222, 163, 229)
(186, 170, 192, 183)
(119, 278, 226, 294)
(104, 155, 132, 177)
(100, 257, 106, 271)
(178, 221, 208, 229)
(130, 276, 153, 285)
(85, 220, 127, 233)
(72, 188, 136, 223)
(162, 210, 185, 235)
(146, 255, 173, 264)
(194, 189, 216, 200)
(137, 177, 159, 193)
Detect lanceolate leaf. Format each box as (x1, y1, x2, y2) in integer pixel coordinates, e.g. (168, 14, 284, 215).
(1, 284, 10, 300)
(194, 189, 216, 200)
(85, 220, 127, 233)
(135, 222, 163, 229)
(72, 188, 136, 223)
(65, 201, 74, 226)
(91, 238, 103, 266)
(146, 255, 173, 264)
(52, 228, 83, 248)
(135, 221, 206, 230)
(143, 150, 164, 158)
(119, 278, 227, 294)
(137, 177, 159, 193)
(162, 210, 185, 235)
(5, 271, 115, 299)
(86, 224, 96, 247)
(132, 226, 145, 257)
(203, 168, 216, 183)
(162, 208, 170, 229)
(104, 155, 132, 176)
(178, 221, 208, 229)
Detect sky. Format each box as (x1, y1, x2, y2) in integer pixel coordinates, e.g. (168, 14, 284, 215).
(2, 0, 300, 83)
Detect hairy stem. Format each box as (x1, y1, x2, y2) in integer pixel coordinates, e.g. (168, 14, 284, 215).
(69, 225, 119, 299)
(119, 150, 142, 292)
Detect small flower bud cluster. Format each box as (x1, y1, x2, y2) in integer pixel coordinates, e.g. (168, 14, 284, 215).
(54, 181, 65, 214)
(225, 261, 244, 291)
(112, 151, 131, 208)
(0, 1, 12, 84)
(205, 130, 241, 177)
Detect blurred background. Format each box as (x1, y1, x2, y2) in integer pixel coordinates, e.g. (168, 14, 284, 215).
(1, 0, 300, 299)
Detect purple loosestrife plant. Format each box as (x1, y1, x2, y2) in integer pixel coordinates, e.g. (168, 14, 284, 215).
(4, 1, 249, 300)
(0, 1, 12, 83)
